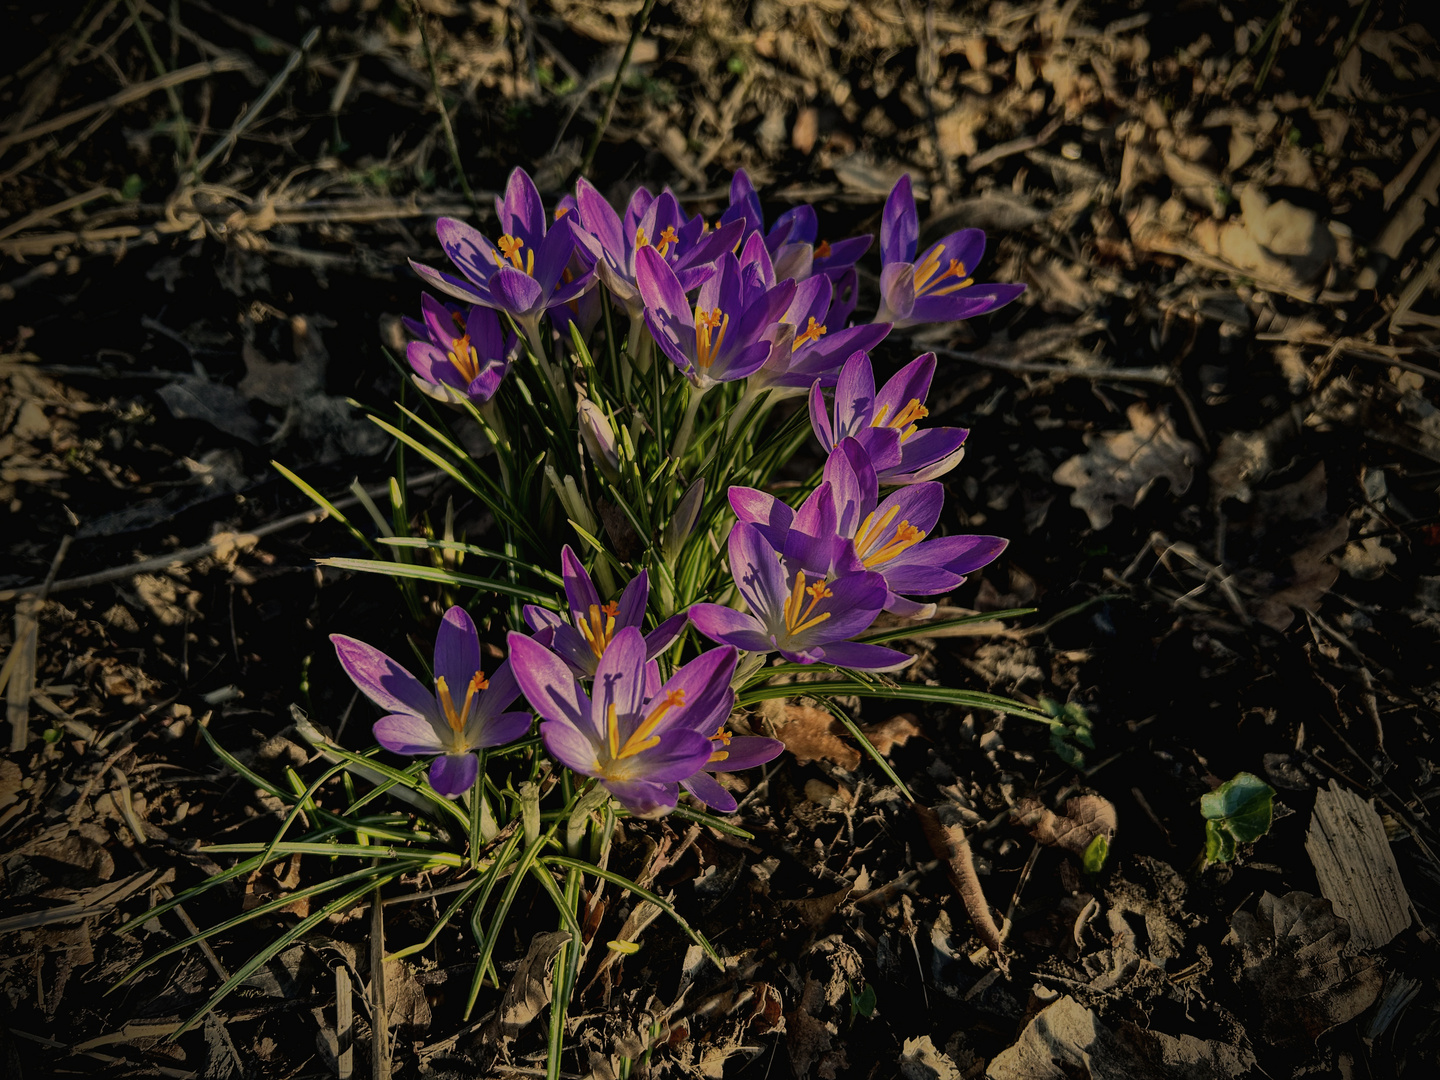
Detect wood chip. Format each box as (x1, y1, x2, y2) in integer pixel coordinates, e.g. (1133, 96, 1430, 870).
(1304, 780, 1413, 950)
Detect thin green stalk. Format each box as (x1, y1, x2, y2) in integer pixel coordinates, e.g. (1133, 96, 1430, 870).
(579, 0, 660, 178)
(124, 0, 191, 162)
(414, 0, 480, 215)
(670, 384, 705, 461)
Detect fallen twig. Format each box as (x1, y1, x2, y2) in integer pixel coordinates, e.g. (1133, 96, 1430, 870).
(915, 803, 1008, 970)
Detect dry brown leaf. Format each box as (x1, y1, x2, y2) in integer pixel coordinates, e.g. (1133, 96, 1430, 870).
(1305, 782, 1413, 950)
(774, 703, 861, 770)
(1225, 890, 1382, 1046)
(986, 994, 1255, 1079)
(1012, 794, 1117, 859)
(860, 713, 923, 755)
(1249, 519, 1350, 631)
(1053, 404, 1200, 529)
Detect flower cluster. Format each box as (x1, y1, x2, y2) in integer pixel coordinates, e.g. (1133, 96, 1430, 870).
(335, 166, 1021, 817)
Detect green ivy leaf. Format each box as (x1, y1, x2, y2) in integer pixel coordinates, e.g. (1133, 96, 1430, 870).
(849, 982, 877, 1022)
(1200, 772, 1275, 863)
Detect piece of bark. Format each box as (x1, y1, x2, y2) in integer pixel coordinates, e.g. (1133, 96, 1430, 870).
(915, 803, 1006, 967)
(1305, 780, 1413, 950)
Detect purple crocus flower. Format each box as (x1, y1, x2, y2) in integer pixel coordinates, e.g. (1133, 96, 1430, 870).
(750, 274, 891, 395)
(521, 546, 687, 680)
(722, 169, 872, 289)
(331, 607, 532, 797)
(876, 174, 1025, 328)
(570, 178, 741, 322)
(810, 351, 969, 485)
(734, 439, 1006, 618)
(408, 168, 594, 347)
(507, 627, 726, 817)
(689, 522, 912, 671)
(403, 293, 514, 404)
(636, 246, 796, 389)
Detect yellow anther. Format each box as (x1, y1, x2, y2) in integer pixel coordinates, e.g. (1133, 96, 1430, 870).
(617, 689, 687, 759)
(605, 702, 621, 760)
(578, 601, 621, 660)
(447, 333, 480, 383)
(792, 316, 828, 351)
(436, 670, 489, 735)
(635, 226, 650, 249)
(656, 225, 679, 256)
(497, 234, 534, 275)
(781, 569, 833, 638)
(915, 247, 973, 297)
(554, 206, 571, 220)
(694, 307, 729, 369)
(871, 398, 929, 442)
(856, 510, 925, 568)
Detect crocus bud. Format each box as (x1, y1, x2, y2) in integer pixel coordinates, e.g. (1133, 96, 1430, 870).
(577, 394, 621, 482)
(662, 477, 705, 563)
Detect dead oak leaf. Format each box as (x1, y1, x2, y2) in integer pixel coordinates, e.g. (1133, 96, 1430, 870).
(1225, 890, 1382, 1047)
(860, 713, 923, 755)
(1013, 794, 1117, 859)
(774, 703, 861, 770)
(1053, 405, 1200, 529)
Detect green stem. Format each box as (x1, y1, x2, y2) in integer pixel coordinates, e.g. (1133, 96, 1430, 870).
(670, 384, 705, 462)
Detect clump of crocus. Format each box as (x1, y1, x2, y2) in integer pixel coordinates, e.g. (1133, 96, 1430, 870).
(876, 174, 1025, 328)
(522, 546, 686, 680)
(689, 522, 913, 671)
(404, 293, 515, 405)
(811, 351, 970, 485)
(507, 627, 737, 817)
(331, 607, 532, 796)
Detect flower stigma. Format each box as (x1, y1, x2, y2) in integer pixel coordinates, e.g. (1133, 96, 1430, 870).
(792, 316, 828, 351)
(497, 234, 535, 275)
(578, 601, 621, 659)
(781, 570, 834, 637)
(694, 307, 729, 369)
(615, 689, 687, 759)
(913, 245, 973, 297)
(871, 398, 929, 442)
(436, 670, 490, 735)
(446, 334, 481, 383)
(854, 505, 925, 568)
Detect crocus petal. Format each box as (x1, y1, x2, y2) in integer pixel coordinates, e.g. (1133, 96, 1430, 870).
(729, 523, 790, 629)
(681, 771, 737, 813)
(560, 546, 601, 618)
(906, 284, 1025, 327)
(881, 174, 919, 265)
(408, 342, 466, 390)
(782, 571, 886, 646)
(410, 259, 489, 305)
(874, 353, 937, 418)
(627, 730, 716, 782)
(833, 351, 878, 436)
(592, 625, 648, 730)
(885, 595, 940, 619)
(541, 718, 601, 774)
(331, 634, 435, 718)
(507, 632, 590, 731)
(374, 713, 447, 755)
(466, 304, 506, 361)
(604, 780, 679, 818)
(878, 262, 917, 323)
(615, 570, 649, 629)
(809, 382, 836, 451)
(654, 646, 738, 738)
(688, 604, 774, 653)
(643, 612, 689, 660)
(813, 640, 915, 672)
(428, 752, 480, 796)
(474, 709, 534, 749)
(524, 606, 565, 634)
(892, 427, 968, 484)
(489, 267, 545, 318)
(474, 657, 523, 716)
(433, 606, 482, 700)
(574, 176, 625, 256)
(498, 168, 546, 246)
(437, 217, 502, 286)
(716, 735, 784, 771)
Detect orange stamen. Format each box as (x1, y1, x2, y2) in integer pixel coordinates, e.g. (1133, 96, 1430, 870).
(792, 316, 827, 351)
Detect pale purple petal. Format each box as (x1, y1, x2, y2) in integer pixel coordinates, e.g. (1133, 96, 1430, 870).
(433, 606, 481, 698)
(374, 713, 447, 755)
(507, 632, 590, 731)
(541, 718, 601, 774)
(643, 612, 689, 659)
(814, 640, 915, 672)
(332, 634, 435, 718)
(428, 751, 480, 796)
(716, 735, 784, 771)
(688, 604, 773, 653)
(604, 780, 679, 817)
(681, 771, 736, 813)
(881, 175, 918, 265)
(561, 546, 601, 619)
(592, 625, 648, 728)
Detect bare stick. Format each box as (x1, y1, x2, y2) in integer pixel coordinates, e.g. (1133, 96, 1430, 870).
(915, 803, 1008, 969)
(0, 57, 247, 155)
(6, 536, 71, 751)
(370, 886, 390, 1080)
(0, 470, 444, 603)
(191, 27, 319, 179)
(413, 2, 480, 217)
(579, 0, 658, 179)
(337, 966, 354, 1080)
